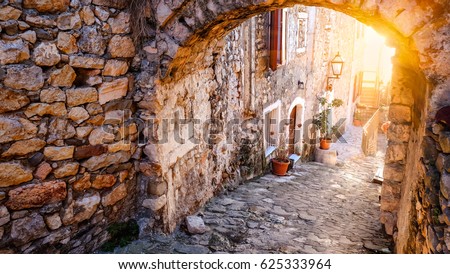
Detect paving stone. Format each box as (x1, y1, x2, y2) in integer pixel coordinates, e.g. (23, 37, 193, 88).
(114, 127, 391, 254)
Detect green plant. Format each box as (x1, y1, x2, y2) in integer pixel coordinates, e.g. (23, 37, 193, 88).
(312, 96, 344, 139)
(354, 109, 362, 120)
(274, 133, 289, 162)
(101, 220, 139, 252)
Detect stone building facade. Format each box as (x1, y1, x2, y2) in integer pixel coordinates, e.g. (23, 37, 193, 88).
(144, 6, 362, 233)
(0, 0, 449, 255)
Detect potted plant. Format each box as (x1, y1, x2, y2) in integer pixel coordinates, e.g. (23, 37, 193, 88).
(271, 133, 290, 176)
(353, 108, 362, 126)
(312, 96, 344, 150)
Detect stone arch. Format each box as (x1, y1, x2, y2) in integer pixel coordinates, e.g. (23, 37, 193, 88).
(146, 0, 450, 253)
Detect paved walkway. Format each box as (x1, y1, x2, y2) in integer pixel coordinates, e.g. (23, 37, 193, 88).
(114, 126, 393, 254)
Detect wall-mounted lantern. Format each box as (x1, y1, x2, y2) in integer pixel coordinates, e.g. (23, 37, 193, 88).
(326, 52, 344, 91)
(298, 81, 305, 89)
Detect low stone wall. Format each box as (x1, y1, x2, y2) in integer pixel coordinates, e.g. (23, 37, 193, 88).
(0, 0, 138, 253)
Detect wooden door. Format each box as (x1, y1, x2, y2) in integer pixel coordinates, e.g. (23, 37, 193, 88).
(288, 107, 296, 154)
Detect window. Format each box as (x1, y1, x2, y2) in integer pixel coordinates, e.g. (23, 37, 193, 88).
(268, 9, 287, 70)
(263, 101, 281, 156)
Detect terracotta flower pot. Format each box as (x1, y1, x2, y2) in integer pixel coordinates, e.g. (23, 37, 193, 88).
(353, 119, 362, 126)
(319, 138, 331, 150)
(272, 158, 290, 176)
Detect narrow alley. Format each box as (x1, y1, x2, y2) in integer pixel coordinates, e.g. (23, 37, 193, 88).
(114, 127, 393, 254)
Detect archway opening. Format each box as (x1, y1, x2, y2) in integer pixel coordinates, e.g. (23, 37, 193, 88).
(131, 0, 445, 254)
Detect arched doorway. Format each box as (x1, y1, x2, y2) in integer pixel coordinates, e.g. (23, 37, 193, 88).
(288, 98, 305, 155)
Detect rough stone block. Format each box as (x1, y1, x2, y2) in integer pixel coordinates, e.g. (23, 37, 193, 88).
(142, 196, 167, 211)
(11, 213, 49, 246)
(436, 154, 450, 173)
(92, 0, 127, 9)
(24, 102, 67, 117)
(48, 118, 76, 142)
(385, 142, 407, 164)
(439, 131, 450, 153)
(44, 146, 75, 161)
(92, 174, 116, 189)
(57, 32, 78, 54)
(0, 117, 37, 144)
(0, 162, 33, 187)
(389, 105, 411, 123)
(68, 107, 90, 124)
(185, 216, 208, 234)
(103, 59, 129, 76)
(102, 183, 127, 207)
(380, 212, 395, 235)
(72, 173, 91, 192)
(4, 65, 44, 91)
(23, 0, 70, 13)
(387, 123, 411, 143)
(25, 14, 56, 28)
(80, 6, 95, 25)
(0, 87, 30, 114)
(148, 181, 167, 196)
(49, 64, 77, 87)
(0, 6, 22, 21)
(0, 39, 30, 65)
(108, 141, 131, 153)
(19, 30, 37, 44)
(74, 145, 108, 160)
(44, 213, 62, 230)
(62, 192, 100, 225)
(383, 164, 405, 182)
(56, 12, 82, 30)
(78, 26, 106, 55)
(88, 127, 115, 146)
(33, 42, 61, 66)
(6, 181, 67, 210)
(42, 227, 70, 245)
(107, 36, 135, 58)
(2, 138, 46, 157)
(140, 161, 162, 177)
(98, 78, 128, 104)
(35, 162, 52, 180)
(53, 162, 79, 178)
(81, 151, 131, 171)
(441, 172, 450, 200)
(108, 12, 130, 34)
(94, 6, 109, 21)
(69, 55, 105, 69)
(40, 87, 66, 103)
(380, 196, 400, 212)
(66, 87, 98, 107)
(0, 206, 10, 226)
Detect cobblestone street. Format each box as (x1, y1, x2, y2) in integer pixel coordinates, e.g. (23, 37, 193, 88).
(115, 126, 393, 254)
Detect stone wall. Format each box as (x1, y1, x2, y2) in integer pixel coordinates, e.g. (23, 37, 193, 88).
(146, 0, 450, 254)
(0, 0, 138, 253)
(138, 7, 361, 233)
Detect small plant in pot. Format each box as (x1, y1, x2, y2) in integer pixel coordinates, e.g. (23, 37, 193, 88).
(271, 133, 290, 176)
(353, 108, 363, 126)
(312, 96, 344, 150)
